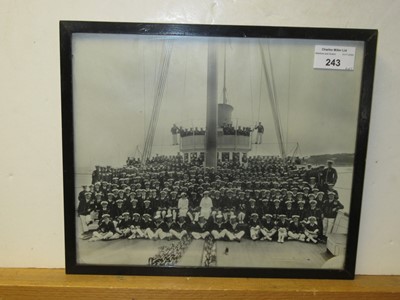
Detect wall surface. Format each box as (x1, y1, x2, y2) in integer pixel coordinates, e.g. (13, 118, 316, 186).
(0, 0, 399, 275)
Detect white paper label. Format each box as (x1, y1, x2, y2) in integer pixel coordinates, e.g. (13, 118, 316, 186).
(313, 45, 356, 71)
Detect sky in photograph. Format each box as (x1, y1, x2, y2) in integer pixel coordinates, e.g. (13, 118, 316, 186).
(72, 33, 364, 172)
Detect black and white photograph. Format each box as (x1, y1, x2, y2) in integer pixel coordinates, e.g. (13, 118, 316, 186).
(61, 22, 377, 278)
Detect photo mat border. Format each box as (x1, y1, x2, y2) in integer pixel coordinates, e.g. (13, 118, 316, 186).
(60, 21, 377, 279)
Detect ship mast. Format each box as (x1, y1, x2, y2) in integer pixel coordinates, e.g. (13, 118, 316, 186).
(223, 44, 228, 105)
(205, 39, 218, 169)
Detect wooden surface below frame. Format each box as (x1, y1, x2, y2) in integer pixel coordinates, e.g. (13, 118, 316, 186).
(0, 268, 399, 299)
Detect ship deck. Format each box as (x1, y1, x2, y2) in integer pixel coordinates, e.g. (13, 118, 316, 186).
(77, 228, 333, 269)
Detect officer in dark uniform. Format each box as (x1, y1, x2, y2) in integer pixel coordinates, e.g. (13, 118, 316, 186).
(322, 191, 344, 236)
(92, 166, 100, 184)
(246, 199, 258, 222)
(128, 196, 142, 218)
(259, 199, 270, 218)
(111, 199, 125, 223)
(222, 189, 236, 220)
(283, 200, 296, 220)
(98, 200, 111, 222)
(270, 198, 283, 221)
(294, 200, 307, 223)
(78, 185, 87, 203)
(77, 190, 93, 239)
(321, 160, 338, 190)
(254, 122, 264, 144)
(142, 199, 154, 217)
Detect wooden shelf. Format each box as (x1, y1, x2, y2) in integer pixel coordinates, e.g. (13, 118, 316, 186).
(0, 268, 399, 299)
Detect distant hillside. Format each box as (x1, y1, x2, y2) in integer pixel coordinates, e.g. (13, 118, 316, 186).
(305, 153, 354, 166)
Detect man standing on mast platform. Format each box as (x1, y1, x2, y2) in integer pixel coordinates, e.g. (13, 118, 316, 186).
(254, 122, 264, 144)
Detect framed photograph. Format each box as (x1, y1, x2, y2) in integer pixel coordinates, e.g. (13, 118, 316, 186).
(60, 21, 377, 279)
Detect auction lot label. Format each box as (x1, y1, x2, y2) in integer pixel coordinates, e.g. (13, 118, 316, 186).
(313, 45, 356, 71)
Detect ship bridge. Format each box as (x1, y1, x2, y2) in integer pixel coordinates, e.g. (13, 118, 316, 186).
(179, 103, 252, 162)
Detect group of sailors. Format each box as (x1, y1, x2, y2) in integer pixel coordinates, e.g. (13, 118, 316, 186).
(221, 123, 253, 136)
(79, 156, 342, 244)
(170, 122, 265, 145)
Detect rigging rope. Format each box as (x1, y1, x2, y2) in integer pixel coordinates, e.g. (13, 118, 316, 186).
(257, 58, 262, 123)
(267, 41, 286, 159)
(142, 40, 147, 148)
(286, 46, 291, 152)
(141, 40, 173, 164)
(249, 43, 255, 127)
(259, 41, 286, 159)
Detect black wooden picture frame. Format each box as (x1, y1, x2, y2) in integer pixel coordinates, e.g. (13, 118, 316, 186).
(60, 21, 377, 279)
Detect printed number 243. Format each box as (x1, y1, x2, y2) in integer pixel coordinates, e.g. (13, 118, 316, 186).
(326, 58, 341, 67)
